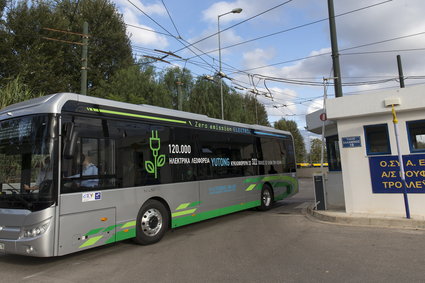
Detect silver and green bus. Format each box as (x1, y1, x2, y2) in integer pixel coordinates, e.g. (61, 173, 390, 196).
(0, 93, 297, 257)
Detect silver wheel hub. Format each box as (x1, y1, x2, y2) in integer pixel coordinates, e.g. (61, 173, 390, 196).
(262, 190, 271, 206)
(141, 208, 163, 237)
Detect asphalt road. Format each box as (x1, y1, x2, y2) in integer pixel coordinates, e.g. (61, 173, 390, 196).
(1, 178, 425, 282)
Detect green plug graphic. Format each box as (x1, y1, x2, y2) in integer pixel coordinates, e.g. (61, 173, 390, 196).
(145, 130, 166, 178)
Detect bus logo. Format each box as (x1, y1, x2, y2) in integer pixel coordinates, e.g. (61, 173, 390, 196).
(82, 192, 102, 202)
(145, 130, 166, 179)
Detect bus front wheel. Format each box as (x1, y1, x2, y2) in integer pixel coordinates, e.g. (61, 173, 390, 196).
(135, 199, 169, 245)
(259, 184, 273, 211)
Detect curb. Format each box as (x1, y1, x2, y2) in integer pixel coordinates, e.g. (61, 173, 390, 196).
(306, 204, 425, 230)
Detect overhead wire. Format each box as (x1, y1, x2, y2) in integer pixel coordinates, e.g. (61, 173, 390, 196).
(127, 0, 219, 75)
(229, 29, 425, 81)
(50, 0, 425, 112)
(186, 0, 393, 61)
(341, 47, 425, 56)
(172, 0, 293, 55)
(126, 23, 175, 38)
(161, 0, 182, 39)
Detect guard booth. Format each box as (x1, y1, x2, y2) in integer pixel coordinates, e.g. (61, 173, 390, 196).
(307, 84, 425, 218)
(306, 110, 344, 211)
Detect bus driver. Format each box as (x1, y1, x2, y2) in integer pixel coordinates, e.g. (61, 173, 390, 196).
(68, 154, 99, 188)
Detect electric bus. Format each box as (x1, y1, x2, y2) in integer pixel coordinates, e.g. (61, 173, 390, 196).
(0, 93, 297, 257)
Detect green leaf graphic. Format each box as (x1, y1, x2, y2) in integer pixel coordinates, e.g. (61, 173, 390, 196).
(145, 161, 155, 174)
(157, 155, 166, 167)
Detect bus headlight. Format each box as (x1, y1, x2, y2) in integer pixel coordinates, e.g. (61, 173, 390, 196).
(21, 218, 52, 239)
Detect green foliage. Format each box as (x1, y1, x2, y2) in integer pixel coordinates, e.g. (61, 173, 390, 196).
(1, 1, 63, 92)
(159, 67, 193, 110)
(186, 78, 269, 126)
(238, 94, 269, 126)
(1, 1, 272, 126)
(0, 76, 43, 109)
(187, 77, 221, 119)
(309, 138, 327, 163)
(0, 0, 133, 94)
(0, 0, 6, 18)
(93, 63, 172, 108)
(274, 119, 306, 162)
(55, 0, 133, 94)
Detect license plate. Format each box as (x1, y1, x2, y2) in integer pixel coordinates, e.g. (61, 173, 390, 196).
(0, 243, 4, 250)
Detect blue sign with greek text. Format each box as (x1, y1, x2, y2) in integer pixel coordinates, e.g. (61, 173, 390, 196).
(369, 154, 425, 193)
(342, 136, 361, 148)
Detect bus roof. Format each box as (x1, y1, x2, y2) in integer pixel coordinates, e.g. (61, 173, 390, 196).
(0, 93, 292, 137)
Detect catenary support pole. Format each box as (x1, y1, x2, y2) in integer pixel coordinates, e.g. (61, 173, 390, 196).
(80, 22, 88, 95)
(397, 55, 405, 88)
(327, 0, 343, 98)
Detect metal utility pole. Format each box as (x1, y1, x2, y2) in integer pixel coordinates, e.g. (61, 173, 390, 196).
(397, 55, 405, 88)
(218, 8, 243, 119)
(218, 15, 224, 119)
(42, 26, 89, 94)
(80, 22, 89, 95)
(176, 81, 183, 111)
(327, 0, 343, 98)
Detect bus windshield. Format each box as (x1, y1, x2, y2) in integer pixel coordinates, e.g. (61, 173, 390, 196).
(0, 114, 57, 211)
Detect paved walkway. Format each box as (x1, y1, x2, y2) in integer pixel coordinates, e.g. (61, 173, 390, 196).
(307, 205, 425, 230)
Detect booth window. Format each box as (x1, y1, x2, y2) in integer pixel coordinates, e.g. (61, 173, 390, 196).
(407, 120, 425, 152)
(326, 135, 341, 171)
(364, 124, 391, 155)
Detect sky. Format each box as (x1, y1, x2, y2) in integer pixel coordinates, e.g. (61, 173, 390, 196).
(111, 0, 425, 146)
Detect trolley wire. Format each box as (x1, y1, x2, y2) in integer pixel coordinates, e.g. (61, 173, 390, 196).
(127, 0, 220, 75)
(229, 30, 425, 78)
(186, 0, 392, 60)
(172, 0, 293, 55)
(161, 0, 182, 39)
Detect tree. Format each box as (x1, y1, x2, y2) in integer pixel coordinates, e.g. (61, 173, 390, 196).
(186, 78, 270, 126)
(0, 76, 42, 109)
(309, 138, 327, 163)
(159, 67, 193, 111)
(274, 119, 306, 163)
(0, 0, 6, 18)
(55, 0, 133, 94)
(239, 94, 269, 126)
(187, 77, 221, 119)
(0, 0, 133, 95)
(93, 63, 172, 108)
(0, 1, 64, 92)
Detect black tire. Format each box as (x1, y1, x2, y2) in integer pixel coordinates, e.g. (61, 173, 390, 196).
(259, 184, 273, 211)
(135, 199, 169, 245)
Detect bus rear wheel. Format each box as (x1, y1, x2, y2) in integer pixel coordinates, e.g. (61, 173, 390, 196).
(259, 184, 273, 211)
(135, 199, 169, 245)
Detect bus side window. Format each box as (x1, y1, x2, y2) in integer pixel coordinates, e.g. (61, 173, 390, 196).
(109, 119, 150, 187)
(229, 134, 256, 177)
(61, 116, 116, 193)
(284, 138, 296, 173)
(97, 139, 116, 188)
(259, 137, 284, 174)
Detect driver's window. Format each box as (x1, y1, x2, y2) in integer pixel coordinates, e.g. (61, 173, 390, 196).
(61, 115, 116, 193)
(28, 155, 53, 190)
